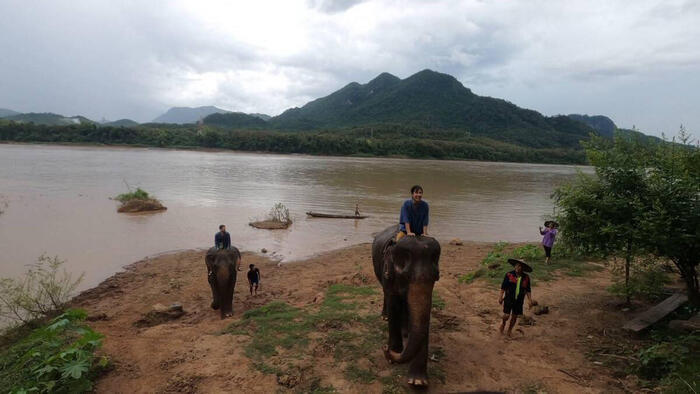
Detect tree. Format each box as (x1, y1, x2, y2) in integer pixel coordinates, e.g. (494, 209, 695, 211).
(642, 126, 700, 306)
(554, 134, 651, 304)
(555, 130, 700, 306)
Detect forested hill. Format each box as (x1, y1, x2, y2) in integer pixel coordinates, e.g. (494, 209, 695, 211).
(270, 70, 595, 146)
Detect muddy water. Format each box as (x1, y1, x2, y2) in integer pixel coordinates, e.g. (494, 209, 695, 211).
(0, 144, 590, 290)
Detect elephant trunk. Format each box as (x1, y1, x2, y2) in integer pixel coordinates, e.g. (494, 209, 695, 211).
(387, 282, 433, 364)
(217, 263, 234, 318)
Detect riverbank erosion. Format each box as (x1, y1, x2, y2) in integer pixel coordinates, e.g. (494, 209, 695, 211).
(71, 243, 642, 393)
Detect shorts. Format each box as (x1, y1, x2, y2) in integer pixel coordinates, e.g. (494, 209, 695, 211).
(396, 231, 407, 242)
(249, 279, 259, 285)
(503, 299, 524, 316)
(543, 245, 552, 258)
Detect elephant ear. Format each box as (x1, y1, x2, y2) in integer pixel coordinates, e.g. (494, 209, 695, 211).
(391, 244, 411, 275)
(205, 249, 217, 271)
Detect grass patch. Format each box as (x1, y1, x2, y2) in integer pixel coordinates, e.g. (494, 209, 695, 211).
(226, 283, 383, 389)
(459, 242, 601, 286)
(0, 309, 108, 393)
(344, 364, 377, 383)
(432, 290, 445, 310)
(114, 187, 150, 202)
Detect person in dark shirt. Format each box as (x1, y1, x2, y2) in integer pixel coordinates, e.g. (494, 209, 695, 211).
(247, 264, 261, 296)
(215, 224, 231, 249)
(498, 258, 533, 336)
(397, 185, 430, 241)
(214, 225, 241, 271)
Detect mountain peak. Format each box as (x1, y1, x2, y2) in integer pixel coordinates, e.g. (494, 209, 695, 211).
(152, 106, 230, 124)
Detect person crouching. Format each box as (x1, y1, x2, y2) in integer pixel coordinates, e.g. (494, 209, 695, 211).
(499, 258, 533, 337)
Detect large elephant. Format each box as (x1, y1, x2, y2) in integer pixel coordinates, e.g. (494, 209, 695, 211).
(205, 247, 240, 319)
(372, 225, 441, 387)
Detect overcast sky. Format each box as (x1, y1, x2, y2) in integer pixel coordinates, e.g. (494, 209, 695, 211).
(1, 0, 698, 136)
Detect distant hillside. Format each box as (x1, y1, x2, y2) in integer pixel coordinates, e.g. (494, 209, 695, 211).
(249, 113, 271, 121)
(202, 112, 268, 128)
(153, 106, 229, 124)
(0, 108, 20, 118)
(102, 119, 139, 127)
(568, 114, 616, 138)
(270, 70, 596, 149)
(4, 112, 95, 126)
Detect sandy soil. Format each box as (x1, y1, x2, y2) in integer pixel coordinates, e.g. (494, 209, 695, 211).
(72, 242, 638, 393)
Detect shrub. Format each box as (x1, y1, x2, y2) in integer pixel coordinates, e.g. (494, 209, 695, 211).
(0, 255, 83, 325)
(0, 309, 108, 393)
(114, 187, 150, 203)
(267, 202, 291, 224)
(608, 257, 671, 302)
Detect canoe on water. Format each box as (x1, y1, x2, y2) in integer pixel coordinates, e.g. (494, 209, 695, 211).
(306, 211, 368, 219)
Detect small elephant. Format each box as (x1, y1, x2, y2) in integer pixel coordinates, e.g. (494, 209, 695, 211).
(372, 225, 441, 387)
(205, 247, 240, 319)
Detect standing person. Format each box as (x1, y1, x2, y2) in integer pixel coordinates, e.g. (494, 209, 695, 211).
(539, 221, 558, 264)
(214, 225, 241, 271)
(215, 224, 231, 249)
(355, 203, 361, 217)
(397, 185, 430, 241)
(498, 259, 534, 337)
(247, 264, 261, 296)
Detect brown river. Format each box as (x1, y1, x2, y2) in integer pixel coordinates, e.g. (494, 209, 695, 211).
(0, 144, 590, 290)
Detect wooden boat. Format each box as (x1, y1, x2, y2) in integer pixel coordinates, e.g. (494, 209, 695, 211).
(306, 211, 368, 219)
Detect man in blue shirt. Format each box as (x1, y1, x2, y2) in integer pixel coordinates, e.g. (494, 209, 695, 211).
(214, 224, 241, 271)
(398, 185, 430, 241)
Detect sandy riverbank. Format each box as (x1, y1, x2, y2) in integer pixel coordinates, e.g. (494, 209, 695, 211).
(71, 241, 640, 393)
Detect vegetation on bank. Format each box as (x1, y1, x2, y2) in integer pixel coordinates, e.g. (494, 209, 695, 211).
(0, 309, 108, 394)
(0, 256, 105, 393)
(249, 202, 292, 229)
(0, 121, 588, 164)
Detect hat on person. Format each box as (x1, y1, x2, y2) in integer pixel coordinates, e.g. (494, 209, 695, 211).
(508, 258, 533, 273)
(544, 220, 559, 228)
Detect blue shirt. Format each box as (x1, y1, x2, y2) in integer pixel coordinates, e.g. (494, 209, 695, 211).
(215, 231, 231, 249)
(399, 199, 429, 235)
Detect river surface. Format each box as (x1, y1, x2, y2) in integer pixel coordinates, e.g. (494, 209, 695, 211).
(0, 143, 590, 290)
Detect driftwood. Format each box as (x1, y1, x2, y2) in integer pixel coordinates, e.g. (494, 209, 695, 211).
(622, 293, 688, 332)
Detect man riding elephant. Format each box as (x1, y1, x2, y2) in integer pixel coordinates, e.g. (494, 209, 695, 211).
(205, 246, 240, 319)
(372, 224, 441, 387)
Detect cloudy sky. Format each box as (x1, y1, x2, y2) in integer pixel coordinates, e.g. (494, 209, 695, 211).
(1, 0, 698, 136)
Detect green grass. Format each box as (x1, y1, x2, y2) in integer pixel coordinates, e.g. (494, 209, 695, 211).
(226, 284, 383, 390)
(114, 187, 150, 202)
(432, 290, 446, 310)
(0, 309, 108, 393)
(459, 242, 602, 286)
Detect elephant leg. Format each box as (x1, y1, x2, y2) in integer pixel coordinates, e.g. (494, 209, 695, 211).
(386, 294, 404, 354)
(406, 337, 429, 386)
(381, 288, 389, 320)
(208, 270, 219, 310)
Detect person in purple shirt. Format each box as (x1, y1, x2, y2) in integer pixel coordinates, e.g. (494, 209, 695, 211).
(397, 185, 429, 241)
(539, 221, 558, 264)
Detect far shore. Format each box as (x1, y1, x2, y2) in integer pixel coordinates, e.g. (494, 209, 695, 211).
(0, 141, 592, 168)
(68, 240, 651, 393)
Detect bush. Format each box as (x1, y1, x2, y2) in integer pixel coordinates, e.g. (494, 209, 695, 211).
(0, 255, 83, 325)
(114, 187, 150, 203)
(608, 257, 671, 302)
(267, 202, 291, 224)
(0, 309, 108, 393)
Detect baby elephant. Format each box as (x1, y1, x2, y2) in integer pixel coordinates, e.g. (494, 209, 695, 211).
(205, 247, 240, 318)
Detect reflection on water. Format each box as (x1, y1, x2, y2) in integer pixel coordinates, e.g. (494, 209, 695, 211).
(0, 144, 590, 290)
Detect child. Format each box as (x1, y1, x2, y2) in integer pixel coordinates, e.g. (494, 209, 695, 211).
(539, 221, 558, 264)
(247, 264, 261, 296)
(499, 258, 534, 336)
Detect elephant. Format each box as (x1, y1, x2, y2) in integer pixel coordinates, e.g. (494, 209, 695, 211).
(205, 247, 240, 319)
(372, 225, 441, 387)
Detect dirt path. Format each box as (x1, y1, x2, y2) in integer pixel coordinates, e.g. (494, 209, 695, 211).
(72, 242, 631, 393)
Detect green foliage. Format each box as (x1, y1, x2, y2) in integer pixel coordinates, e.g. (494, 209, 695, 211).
(0, 255, 84, 325)
(555, 128, 699, 305)
(0, 309, 107, 393)
(431, 291, 445, 310)
(344, 365, 376, 383)
(114, 187, 150, 203)
(636, 331, 699, 392)
(607, 258, 671, 302)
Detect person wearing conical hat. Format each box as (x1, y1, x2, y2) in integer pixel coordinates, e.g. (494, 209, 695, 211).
(498, 258, 534, 336)
(539, 221, 558, 264)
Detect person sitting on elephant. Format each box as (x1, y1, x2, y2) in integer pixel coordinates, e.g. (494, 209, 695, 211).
(397, 185, 429, 242)
(247, 264, 261, 296)
(214, 225, 241, 271)
(499, 258, 534, 336)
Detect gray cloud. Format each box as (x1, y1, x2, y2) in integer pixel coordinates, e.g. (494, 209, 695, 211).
(0, 0, 697, 135)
